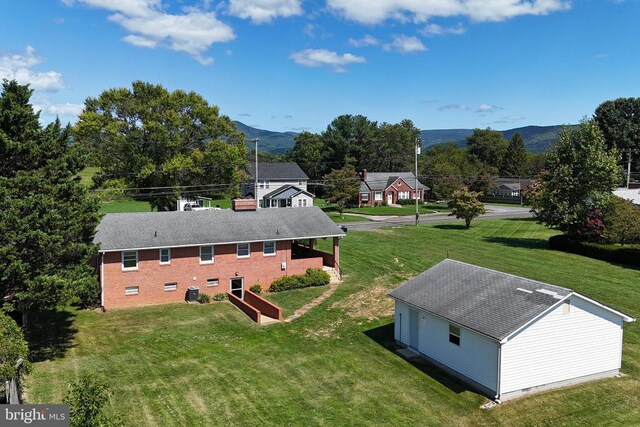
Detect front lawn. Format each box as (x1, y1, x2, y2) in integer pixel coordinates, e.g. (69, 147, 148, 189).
(25, 219, 640, 426)
(326, 212, 371, 223)
(99, 199, 153, 213)
(345, 203, 450, 216)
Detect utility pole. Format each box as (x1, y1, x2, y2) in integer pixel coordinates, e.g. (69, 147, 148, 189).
(415, 138, 421, 226)
(253, 138, 259, 207)
(627, 148, 632, 189)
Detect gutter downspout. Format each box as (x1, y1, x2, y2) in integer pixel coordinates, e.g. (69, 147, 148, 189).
(495, 343, 502, 402)
(100, 253, 105, 311)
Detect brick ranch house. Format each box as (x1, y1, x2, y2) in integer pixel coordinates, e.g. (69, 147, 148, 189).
(93, 205, 345, 310)
(358, 170, 429, 207)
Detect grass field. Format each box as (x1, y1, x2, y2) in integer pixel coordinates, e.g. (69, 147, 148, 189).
(345, 203, 450, 216)
(24, 219, 640, 426)
(99, 199, 153, 214)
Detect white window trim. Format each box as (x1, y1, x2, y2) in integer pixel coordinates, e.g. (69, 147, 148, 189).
(121, 250, 138, 271)
(374, 191, 383, 201)
(124, 285, 139, 295)
(263, 241, 276, 257)
(206, 278, 219, 287)
(159, 248, 171, 265)
(448, 324, 461, 346)
(199, 246, 214, 264)
(237, 243, 250, 259)
(361, 193, 370, 202)
(164, 282, 178, 292)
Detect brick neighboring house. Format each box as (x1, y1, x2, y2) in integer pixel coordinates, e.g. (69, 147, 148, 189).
(242, 162, 314, 208)
(358, 170, 429, 207)
(94, 206, 344, 310)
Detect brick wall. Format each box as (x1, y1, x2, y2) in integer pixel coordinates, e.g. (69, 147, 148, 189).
(101, 239, 328, 309)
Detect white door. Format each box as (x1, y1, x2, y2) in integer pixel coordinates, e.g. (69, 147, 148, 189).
(387, 192, 393, 205)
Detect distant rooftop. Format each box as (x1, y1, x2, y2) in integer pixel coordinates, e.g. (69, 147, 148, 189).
(247, 162, 308, 180)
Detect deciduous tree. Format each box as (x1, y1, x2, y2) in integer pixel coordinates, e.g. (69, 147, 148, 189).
(603, 196, 640, 245)
(466, 128, 508, 170)
(529, 120, 620, 236)
(447, 187, 486, 228)
(74, 81, 247, 211)
(323, 165, 360, 215)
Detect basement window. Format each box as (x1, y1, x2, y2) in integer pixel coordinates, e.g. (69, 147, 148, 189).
(207, 278, 219, 287)
(164, 282, 177, 292)
(449, 324, 461, 346)
(125, 286, 139, 296)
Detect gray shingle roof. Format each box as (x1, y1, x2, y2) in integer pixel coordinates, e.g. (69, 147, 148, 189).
(362, 172, 428, 191)
(94, 206, 344, 252)
(387, 259, 572, 341)
(247, 162, 308, 180)
(263, 185, 314, 199)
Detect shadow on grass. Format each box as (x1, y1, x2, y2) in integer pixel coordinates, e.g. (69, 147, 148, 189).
(364, 323, 471, 395)
(483, 236, 548, 249)
(433, 224, 468, 230)
(27, 310, 78, 362)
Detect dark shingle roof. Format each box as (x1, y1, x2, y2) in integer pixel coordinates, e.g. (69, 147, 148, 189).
(94, 206, 343, 252)
(362, 172, 428, 191)
(493, 178, 533, 190)
(387, 260, 572, 341)
(247, 162, 308, 180)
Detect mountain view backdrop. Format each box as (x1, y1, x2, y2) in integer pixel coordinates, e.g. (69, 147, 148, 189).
(235, 121, 576, 154)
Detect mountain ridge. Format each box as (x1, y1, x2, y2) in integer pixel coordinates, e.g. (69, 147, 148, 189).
(235, 121, 576, 154)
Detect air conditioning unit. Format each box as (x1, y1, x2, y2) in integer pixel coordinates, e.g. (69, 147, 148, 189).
(281, 262, 286, 270)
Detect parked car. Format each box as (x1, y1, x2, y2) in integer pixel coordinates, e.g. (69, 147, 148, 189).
(339, 225, 348, 233)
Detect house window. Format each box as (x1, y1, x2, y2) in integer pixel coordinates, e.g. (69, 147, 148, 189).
(237, 243, 250, 258)
(159, 248, 171, 264)
(259, 180, 270, 189)
(361, 193, 370, 202)
(122, 251, 138, 270)
(124, 286, 139, 295)
(298, 180, 305, 186)
(263, 241, 276, 256)
(303, 199, 307, 207)
(563, 301, 571, 315)
(297, 199, 303, 207)
(259, 200, 264, 208)
(164, 282, 177, 291)
(399, 191, 410, 200)
(200, 246, 214, 264)
(207, 278, 219, 287)
(449, 324, 461, 346)
(374, 191, 383, 201)
(271, 199, 278, 208)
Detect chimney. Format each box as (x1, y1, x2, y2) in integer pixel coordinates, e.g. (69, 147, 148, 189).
(232, 198, 257, 211)
(362, 169, 368, 180)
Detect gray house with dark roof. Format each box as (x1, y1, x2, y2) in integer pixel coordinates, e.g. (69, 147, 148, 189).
(358, 170, 429, 206)
(388, 259, 634, 401)
(243, 162, 313, 208)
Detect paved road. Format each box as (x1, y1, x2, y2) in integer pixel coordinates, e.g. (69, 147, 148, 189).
(340, 205, 533, 231)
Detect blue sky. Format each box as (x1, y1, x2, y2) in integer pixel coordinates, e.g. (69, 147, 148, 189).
(1, 0, 639, 133)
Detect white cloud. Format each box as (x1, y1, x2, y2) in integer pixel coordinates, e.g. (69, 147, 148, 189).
(421, 23, 466, 36)
(0, 46, 64, 92)
(439, 103, 501, 113)
(476, 103, 499, 113)
(228, 0, 303, 24)
(65, 0, 234, 65)
(290, 49, 365, 72)
(383, 35, 427, 53)
(36, 102, 84, 116)
(439, 103, 472, 111)
(348, 34, 379, 47)
(326, 0, 570, 24)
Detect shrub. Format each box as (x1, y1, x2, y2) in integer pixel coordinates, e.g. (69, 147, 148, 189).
(197, 294, 210, 304)
(66, 374, 122, 427)
(397, 198, 423, 206)
(249, 284, 262, 294)
(0, 311, 30, 402)
(212, 293, 227, 301)
(549, 234, 640, 267)
(269, 268, 330, 292)
(304, 268, 331, 287)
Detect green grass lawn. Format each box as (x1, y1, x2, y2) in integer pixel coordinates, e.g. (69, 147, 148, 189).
(345, 203, 450, 216)
(326, 212, 371, 223)
(24, 219, 640, 426)
(99, 199, 154, 214)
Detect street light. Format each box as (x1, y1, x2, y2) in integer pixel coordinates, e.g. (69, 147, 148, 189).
(415, 137, 421, 226)
(252, 138, 259, 207)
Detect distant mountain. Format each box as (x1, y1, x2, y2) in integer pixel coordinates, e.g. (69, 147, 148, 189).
(420, 125, 577, 153)
(233, 121, 297, 154)
(235, 122, 576, 155)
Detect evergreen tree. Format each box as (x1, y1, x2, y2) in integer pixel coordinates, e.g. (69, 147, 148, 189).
(0, 80, 101, 320)
(502, 133, 527, 176)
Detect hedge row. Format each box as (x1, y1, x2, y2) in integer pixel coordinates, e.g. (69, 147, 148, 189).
(549, 234, 640, 267)
(269, 268, 331, 292)
(397, 199, 423, 206)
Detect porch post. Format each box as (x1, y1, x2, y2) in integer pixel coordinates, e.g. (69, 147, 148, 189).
(332, 237, 340, 269)
(309, 238, 316, 249)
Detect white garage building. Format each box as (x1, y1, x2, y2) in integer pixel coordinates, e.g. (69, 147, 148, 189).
(388, 259, 635, 401)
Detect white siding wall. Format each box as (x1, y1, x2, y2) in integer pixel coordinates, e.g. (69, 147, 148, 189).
(256, 180, 307, 200)
(291, 194, 313, 207)
(500, 296, 623, 394)
(394, 301, 499, 392)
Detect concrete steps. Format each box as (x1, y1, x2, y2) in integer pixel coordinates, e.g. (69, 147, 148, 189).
(322, 266, 341, 284)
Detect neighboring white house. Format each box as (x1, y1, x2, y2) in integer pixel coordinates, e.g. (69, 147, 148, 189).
(388, 259, 635, 401)
(242, 162, 313, 208)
